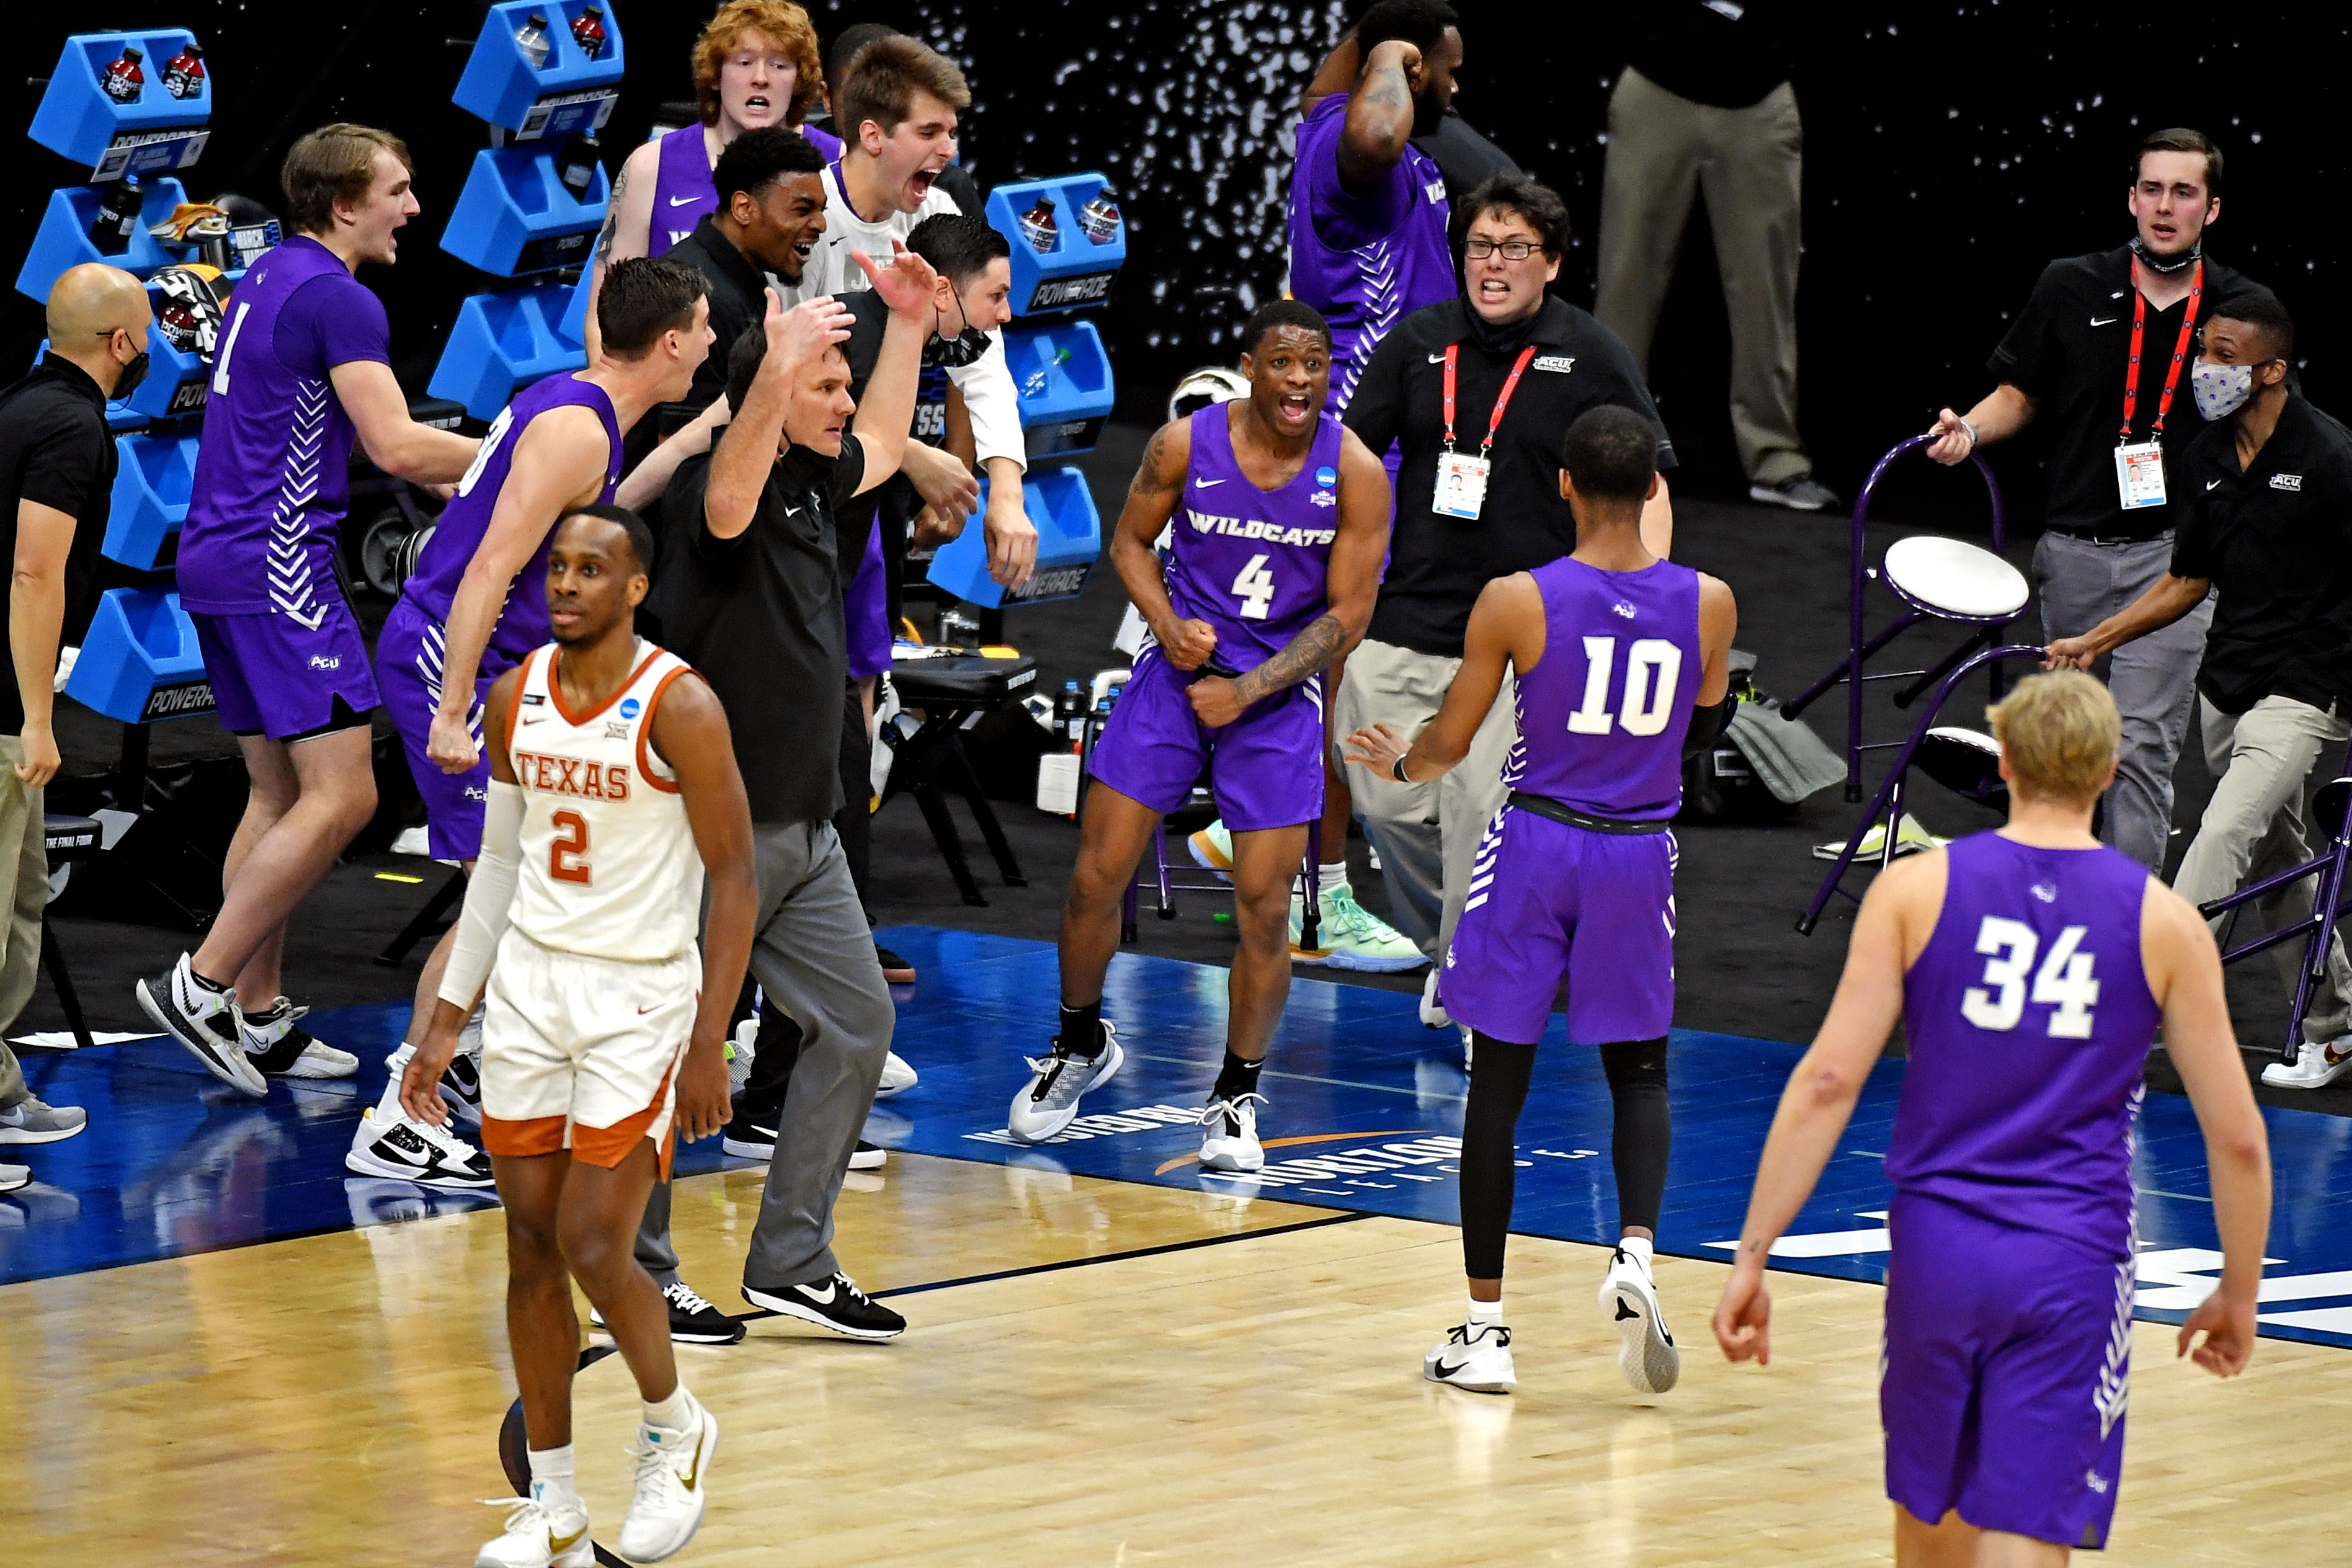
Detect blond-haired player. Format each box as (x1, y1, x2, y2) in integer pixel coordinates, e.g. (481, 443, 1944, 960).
(404, 505, 756, 1567)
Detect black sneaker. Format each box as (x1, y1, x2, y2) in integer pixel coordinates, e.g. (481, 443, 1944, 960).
(591, 1280, 747, 1345)
(848, 1139, 886, 1170)
(721, 1112, 778, 1160)
(742, 1271, 905, 1340)
(138, 955, 265, 1097)
(1747, 474, 1842, 512)
(876, 945, 917, 985)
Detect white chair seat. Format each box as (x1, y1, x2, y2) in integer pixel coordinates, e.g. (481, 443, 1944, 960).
(1917, 726, 2007, 803)
(1882, 535, 2029, 620)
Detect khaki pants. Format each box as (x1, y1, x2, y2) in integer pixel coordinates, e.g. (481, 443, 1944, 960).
(1593, 66, 1809, 487)
(2172, 695, 2352, 1045)
(1334, 637, 1517, 964)
(0, 741, 44, 1108)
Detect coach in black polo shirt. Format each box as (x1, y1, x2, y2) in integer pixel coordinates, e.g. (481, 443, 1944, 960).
(2046, 292, 2352, 1087)
(1340, 173, 1674, 978)
(0, 262, 150, 1156)
(1930, 127, 2266, 871)
(638, 251, 936, 1339)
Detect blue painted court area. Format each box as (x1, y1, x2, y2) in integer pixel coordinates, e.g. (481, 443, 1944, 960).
(12, 924, 2352, 1352)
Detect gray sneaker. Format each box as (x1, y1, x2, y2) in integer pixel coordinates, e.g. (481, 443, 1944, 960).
(0, 1097, 88, 1146)
(0, 1163, 27, 1195)
(1005, 1021, 1124, 1143)
(1748, 475, 1842, 512)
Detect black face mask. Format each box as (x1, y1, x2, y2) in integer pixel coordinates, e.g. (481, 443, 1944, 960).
(923, 290, 992, 368)
(111, 349, 151, 402)
(2129, 234, 2201, 274)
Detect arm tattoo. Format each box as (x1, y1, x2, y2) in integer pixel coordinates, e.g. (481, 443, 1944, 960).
(1231, 613, 1345, 705)
(594, 163, 629, 267)
(1129, 424, 1179, 502)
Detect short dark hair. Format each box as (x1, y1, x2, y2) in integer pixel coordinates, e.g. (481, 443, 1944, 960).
(724, 322, 767, 415)
(827, 22, 898, 99)
(2210, 290, 2294, 363)
(559, 502, 656, 576)
(1453, 174, 1570, 260)
(1355, 0, 1459, 56)
(597, 256, 707, 359)
(837, 34, 969, 142)
(907, 213, 1010, 286)
(713, 126, 826, 207)
(1560, 405, 1659, 504)
(1242, 299, 1332, 356)
(2137, 127, 2222, 198)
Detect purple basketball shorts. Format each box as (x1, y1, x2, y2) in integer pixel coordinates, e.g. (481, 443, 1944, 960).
(1440, 804, 1677, 1045)
(1882, 1191, 2132, 1550)
(377, 594, 503, 862)
(1085, 645, 1323, 832)
(191, 596, 378, 742)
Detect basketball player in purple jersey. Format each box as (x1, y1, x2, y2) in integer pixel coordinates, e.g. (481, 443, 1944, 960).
(1007, 301, 1391, 1169)
(586, 1, 833, 357)
(1714, 671, 2270, 1564)
(1347, 405, 1737, 1395)
(141, 125, 480, 1098)
(345, 258, 714, 1185)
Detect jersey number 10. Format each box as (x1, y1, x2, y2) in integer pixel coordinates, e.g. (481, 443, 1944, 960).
(1566, 636, 1683, 737)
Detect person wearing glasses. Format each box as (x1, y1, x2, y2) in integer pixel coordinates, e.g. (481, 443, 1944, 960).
(0, 261, 156, 1175)
(1339, 175, 1676, 1035)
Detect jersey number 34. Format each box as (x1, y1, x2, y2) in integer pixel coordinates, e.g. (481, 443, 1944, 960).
(1961, 915, 2099, 1038)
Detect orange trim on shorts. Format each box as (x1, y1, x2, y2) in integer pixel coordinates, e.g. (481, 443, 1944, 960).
(481, 1111, 568, 1159)
(567, 1052, 682, 1175)
(635, 664, 696, 793)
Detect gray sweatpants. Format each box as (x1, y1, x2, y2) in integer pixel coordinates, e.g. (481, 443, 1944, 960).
(636, 819, 892, 1291)
(1334, 636, 1517, 964)
(0, 743, 43, 1110)
(2172, 694, 2352, 1045)
(2033, 531, 2212, 871)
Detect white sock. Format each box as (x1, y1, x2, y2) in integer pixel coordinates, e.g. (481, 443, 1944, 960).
(374, 1045, 416, 1120)
(528, 1443, 580, 1508)
(1619, 1235, 1655, 1272)
(1317, 862, 1349, 891)
(643, 1383, 697, 1435)
(1467, 1293, 1504, 1326)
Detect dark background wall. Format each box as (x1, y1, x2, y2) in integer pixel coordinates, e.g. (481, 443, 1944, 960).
(3, 2, 2326, 523)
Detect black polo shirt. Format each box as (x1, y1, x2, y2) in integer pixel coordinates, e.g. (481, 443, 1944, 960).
(664, 214, 772, 415)
(1626, 0, 1797, 109)
(1345, 296, 1676, 657)
(1990, 247, 2265, 541)
(0, 356, 116, 732)
(652, 434, 868, 825)
(2171, 395, 2352, 715)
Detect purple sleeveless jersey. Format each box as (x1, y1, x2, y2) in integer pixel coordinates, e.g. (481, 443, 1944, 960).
(1286, 94, 1454, 414)
(649, 121, 840, 256)
(1889, 832, 2160, 1262)
(1166, 403, 1343, 668)
(1503, 556, 1703, 821)
(402, 373, 623, 662)
(180, 234, 388, 617)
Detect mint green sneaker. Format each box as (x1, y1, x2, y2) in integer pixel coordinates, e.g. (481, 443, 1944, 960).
(1186, 820, 1235, 884)
(1293, 881, 1427, 973)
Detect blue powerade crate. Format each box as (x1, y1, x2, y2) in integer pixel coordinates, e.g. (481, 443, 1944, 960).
(65, 588, 213, 724)
(928, 466, 1102, 609)
(30, 31, 213, 180)
(984, 173, 1126, 316)
(453, 1, 626, 141)
(14, 177, 195, 302)
(430, 284, 586, 420)
(1005, 319, 1114, 458)
(104, 429, 202, 571)
(440, 147, 610, 277)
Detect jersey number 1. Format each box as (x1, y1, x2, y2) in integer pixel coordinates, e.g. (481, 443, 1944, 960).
(550, 809, 592, 885)
(1960, 916, 2099, 1038)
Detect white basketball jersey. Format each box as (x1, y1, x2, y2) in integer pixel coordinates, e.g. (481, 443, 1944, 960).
(504, 639, 704, 962)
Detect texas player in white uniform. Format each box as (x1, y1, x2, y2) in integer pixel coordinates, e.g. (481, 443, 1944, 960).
(402, 504, 756, 1568)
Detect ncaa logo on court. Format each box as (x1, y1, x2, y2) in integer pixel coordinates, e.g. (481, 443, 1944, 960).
(619, 698, 642, 720)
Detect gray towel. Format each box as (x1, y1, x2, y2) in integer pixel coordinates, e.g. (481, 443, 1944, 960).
(1725, 698, 1847, 805)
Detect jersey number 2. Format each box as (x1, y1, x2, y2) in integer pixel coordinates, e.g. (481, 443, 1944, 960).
(550, 809, 592, 885)
(1960, 916, 2099, 1038)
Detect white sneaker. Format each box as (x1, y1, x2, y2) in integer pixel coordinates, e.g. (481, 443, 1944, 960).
(1292, 881, 1427, 973)
(876, 1051, 919, 1098)
(618, 1400, 718, 1562)
(1187, 820, 1236, 883)
(474, 1490, 593, 1567)
(726, 1017, 757, 1097)
(1599, 1247, 1681, 1394)
(237, 997, 358, 1079)
(1461, 1025, 1474, 1071)
(138, 953, 264, 1097)
(2263, 1036, 2352, 1090)
(0, 1163, 28, 1195)
(1420, 970, 1451, 1030)
(1006, 1022, 1123, 1143)
(1423, 1321, 1515, 1392)
(345, 1105, 496, 1189)
(1198, 1091, 1266, 1172)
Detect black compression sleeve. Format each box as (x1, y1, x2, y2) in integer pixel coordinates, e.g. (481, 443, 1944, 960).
(1459, 1034, 1537, 1279)
(1600, 1036, 1671, 1234)
(1683, 697, 1731, 759)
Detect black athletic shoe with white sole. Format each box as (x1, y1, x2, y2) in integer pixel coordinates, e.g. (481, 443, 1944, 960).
(721, 1113, 778, 1160)
(138, 955, 265, 1097)
(591, 1280, 748, 1345)
(848, 1140, 887, 1170)
(742, 1271, 905, 1340)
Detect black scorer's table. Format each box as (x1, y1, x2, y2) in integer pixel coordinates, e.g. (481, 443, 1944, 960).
(884, 653, 1038, 906)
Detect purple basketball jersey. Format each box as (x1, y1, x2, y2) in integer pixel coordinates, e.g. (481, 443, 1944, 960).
(1503, 557, 1702, 821)
(180, 235, 386, 617)
(402, 373, 623, 662)
(1286, 95, 1455, 414)
(1889, 832, 2160, 1262)
(649, 123, 716, 256)
(1166, 404, 1343, 668)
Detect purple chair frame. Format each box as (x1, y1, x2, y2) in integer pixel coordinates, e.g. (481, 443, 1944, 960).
(2195, 750, 2352, 1067)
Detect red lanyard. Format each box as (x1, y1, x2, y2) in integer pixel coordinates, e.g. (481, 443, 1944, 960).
(2119, 259, 2203, 442)
(1443, 344, 1539, 455)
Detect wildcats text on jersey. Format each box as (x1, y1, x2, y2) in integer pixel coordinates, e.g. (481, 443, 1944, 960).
(1186, 509, 1339, 548)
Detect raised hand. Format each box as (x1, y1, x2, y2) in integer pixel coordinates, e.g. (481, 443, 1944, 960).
(853, 240, 941, 325)
(762, 287, 854, 374)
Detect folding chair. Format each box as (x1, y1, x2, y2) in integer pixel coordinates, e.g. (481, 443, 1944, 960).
(1784, 435, 2026, 802)
(2198, 742, 2352, 1066)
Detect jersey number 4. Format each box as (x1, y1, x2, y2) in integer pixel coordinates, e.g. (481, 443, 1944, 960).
(550, 808, 592, 885)
(1961, 916, 2099, 1038)
(1566, 636, 1683, 737)
(1231, 553, 1276, 621)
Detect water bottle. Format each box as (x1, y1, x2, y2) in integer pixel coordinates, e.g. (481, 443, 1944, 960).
(1078, 187, 1121, 244)
(558, 131, 600, 199)
(89, 177, 143, 256)
(1017, 197, 1058, 253)
(570, 4, 608, 59)
(515, 14, 552, 69)
(161, 42, 206, 100)
(100, 46, 145, 104)
(1056, 680, 1083, 743)
(1020, 346, 1074, 400)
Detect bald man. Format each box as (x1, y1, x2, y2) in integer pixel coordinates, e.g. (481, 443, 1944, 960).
(0, 262, 153, 1174)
